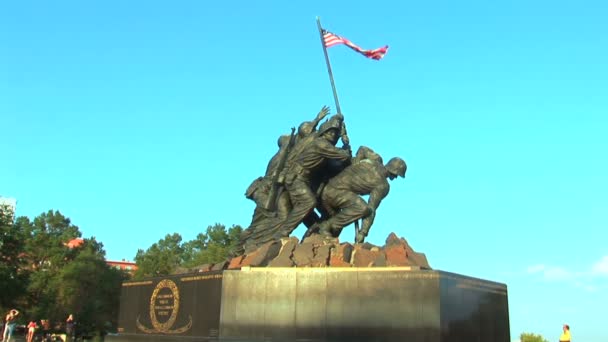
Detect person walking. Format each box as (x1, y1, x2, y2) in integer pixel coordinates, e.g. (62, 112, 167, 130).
(2, 309, 19, 342)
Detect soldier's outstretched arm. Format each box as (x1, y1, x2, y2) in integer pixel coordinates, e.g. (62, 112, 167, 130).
(317, 139, 352, 161)
(312, 105, 330, 128)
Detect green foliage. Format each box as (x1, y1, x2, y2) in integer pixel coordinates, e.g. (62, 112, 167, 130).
(0, 204, 26, 309)
(133, 224, 243, 279)
(58, 243, 126, 332)
(25, 210, 81, 270)
(0, 208, 124, 335)
(16, 211, 83, 320)
(520, 332, 549, 342)
(182, 224, 243, 267)
(133, 232, 184, 279)
(3, 203, 244, 333)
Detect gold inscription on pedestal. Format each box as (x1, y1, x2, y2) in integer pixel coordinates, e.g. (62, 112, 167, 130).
(136, 279, 192, 334)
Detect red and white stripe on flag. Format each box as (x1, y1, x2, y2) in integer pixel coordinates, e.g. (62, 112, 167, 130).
(322, 29, 389, 60)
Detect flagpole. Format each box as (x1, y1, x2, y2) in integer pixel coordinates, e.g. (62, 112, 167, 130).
(316, 16, 342, 114)
(317, 17, 360, 239)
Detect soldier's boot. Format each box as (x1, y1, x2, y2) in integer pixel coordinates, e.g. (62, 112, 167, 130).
(355, 229, 368, 244)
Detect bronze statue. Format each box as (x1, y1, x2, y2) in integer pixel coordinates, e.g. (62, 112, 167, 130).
(296, 105, 330, 142)
(234, 107, 405, 255)
(316, 146, 406, 243)
(276, 115, 351, 238)
(236, 131, 296, 254)
(235, 107, 334, 253)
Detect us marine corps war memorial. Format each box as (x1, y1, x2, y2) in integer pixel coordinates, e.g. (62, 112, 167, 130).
(110, 106, 510, 342)
(109, 20, 510, 342)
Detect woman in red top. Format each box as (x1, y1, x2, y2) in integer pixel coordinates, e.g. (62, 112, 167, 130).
(26, 320, 37, 342)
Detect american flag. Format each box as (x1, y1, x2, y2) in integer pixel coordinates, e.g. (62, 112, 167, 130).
(322, 29, 389, 60)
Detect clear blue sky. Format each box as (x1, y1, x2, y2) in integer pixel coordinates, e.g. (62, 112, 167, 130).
(1, 0, 607, 341)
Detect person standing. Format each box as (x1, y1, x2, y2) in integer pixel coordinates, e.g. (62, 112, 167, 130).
(66, 314, 75, 341)
(26, 320, 37, 342)
(559, 324, 571, 342)
(2, 309, 19, 342)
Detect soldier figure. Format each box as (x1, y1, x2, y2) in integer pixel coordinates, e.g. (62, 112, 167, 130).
(234, 106, 407, 254)
(317, 146, 406, 243)
(296, 105, 330, 142)
(277, 116, 352, 238)
(235, 106, 331, 254)
(245, 105, 331, 213)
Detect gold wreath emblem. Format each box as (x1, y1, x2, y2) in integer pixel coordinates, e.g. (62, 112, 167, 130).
(136, 279, 192, 334)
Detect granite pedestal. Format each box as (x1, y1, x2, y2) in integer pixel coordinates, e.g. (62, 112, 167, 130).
(109, 267, 509, 342)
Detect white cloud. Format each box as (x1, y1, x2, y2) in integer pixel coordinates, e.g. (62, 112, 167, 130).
(574, 280, 597, 292)
(591, 255, 608, 276)
(523, 257, 608, 295)
(526, 256, 608, 286)
(527, 264, 546, 274)
(543, 266, 571, 280)
(526, 264, 571, 280)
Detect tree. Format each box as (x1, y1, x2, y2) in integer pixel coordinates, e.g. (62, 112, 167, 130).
(0, 209, 125, 335)
(520, 332, 549, 342)
(57, 241, 126, 334)
(133, 224, 243, 278)
(133, 233, 184, 279)
(0, 204, 26, 310)
(182, 224, 243, 267)
(17, 211, 83, 320)
(21, 210, 81, 272)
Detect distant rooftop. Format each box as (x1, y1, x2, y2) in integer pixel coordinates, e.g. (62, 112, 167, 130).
(65, 238, 85, 249)
(107, 259, 138, 273)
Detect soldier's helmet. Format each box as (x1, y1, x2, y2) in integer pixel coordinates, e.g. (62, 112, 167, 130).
(318, 117, 342, 136)
(277, 134, 291, 148)
(385, 157, 407, 178)
(298, 121, 315, 137)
